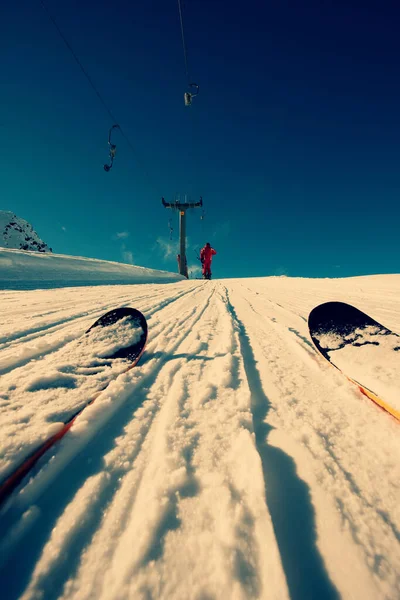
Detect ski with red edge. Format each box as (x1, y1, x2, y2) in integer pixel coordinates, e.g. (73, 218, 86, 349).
(0, 307, 148, 507)
(308, 301, 399, 421)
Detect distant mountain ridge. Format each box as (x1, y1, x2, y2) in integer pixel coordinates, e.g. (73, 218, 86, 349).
(0, 211, 52, 252)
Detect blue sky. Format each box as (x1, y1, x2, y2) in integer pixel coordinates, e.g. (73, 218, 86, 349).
(2, 0, 400, 279)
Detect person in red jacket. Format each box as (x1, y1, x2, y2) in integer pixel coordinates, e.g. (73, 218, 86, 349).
(200, 242, 217, 279)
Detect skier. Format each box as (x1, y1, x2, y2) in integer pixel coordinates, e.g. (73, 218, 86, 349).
(200, 242, 217, 280)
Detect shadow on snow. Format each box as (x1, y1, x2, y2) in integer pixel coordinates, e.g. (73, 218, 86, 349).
(0, 292, 214, 600)
(225, 291, 339, 600)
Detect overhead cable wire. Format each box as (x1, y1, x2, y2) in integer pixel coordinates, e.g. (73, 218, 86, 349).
(177, 0, 190, 80)
(40, 0, 137, 161)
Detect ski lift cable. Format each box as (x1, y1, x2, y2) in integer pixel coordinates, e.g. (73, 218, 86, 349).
(177, 0, 190, 81)
(40, 0, 143, 172)
(177, 1, 199, 109)
(41, 1, 118, 126)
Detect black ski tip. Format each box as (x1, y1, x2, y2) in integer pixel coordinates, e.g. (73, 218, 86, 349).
(308, 301, 383, 337)
(308, 301, 394, 361)
(87, 307, 146, 332)
(86, 307, 148, 361)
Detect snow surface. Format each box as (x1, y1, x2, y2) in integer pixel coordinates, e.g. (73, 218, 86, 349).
(0, 211, 51, 253)
(314, 326, 400, 411)
(0, 274, 399, 600)
(0, 247, 184, 289)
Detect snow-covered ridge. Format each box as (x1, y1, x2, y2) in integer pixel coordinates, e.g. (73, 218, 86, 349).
(0, 247, 184, 289)
(0, 211, 51, 253)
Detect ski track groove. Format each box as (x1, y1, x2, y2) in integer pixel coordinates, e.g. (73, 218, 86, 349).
(0, 277, 399, 599)
(223, 282, 400, 596)
(101, 283, 271, 600)
(0, 283, 211, 487)
(0, 284, 215, 561)
(0, 287, 180, 349)
(0, 292, 139, 346)
(3, 283, 271, 600)
(0, 284, 203, 376)
(221, 286, 341, 600)
(0, 283, 218, 600)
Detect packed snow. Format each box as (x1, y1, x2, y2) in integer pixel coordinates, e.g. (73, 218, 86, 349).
(0, 274, 399, 600)
(314, 326, 400, 412)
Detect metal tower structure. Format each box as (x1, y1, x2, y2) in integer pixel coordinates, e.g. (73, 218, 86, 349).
(162, 196, 203, 278)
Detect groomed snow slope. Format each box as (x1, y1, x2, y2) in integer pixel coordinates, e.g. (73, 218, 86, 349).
(0, 275, 399, 600)
(0, 247, 184, 289)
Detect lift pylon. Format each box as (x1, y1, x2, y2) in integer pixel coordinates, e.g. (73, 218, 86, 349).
(162, 196, 203, 278)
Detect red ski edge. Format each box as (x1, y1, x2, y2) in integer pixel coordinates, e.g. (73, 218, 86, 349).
(0, 309, 147, 508)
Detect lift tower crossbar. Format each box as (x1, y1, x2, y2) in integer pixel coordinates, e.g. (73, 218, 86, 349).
(162, 197, 203, 278)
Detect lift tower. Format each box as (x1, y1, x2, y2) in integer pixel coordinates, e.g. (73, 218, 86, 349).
(162, 196, 203, 278)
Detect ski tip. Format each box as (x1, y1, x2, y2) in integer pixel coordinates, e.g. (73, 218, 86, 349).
(309, 301, 360, 326)
(308, 301, 385, 337)
(86, 307, 148, 362)
(86, 307, 147, 335)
